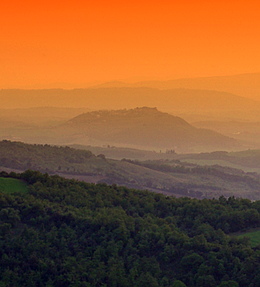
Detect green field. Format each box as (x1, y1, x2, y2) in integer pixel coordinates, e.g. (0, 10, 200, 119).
(0, 177, 28, 194)
(237, 229, 260, 247)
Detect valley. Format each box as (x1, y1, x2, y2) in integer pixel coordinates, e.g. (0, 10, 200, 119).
(1, 140, 260, 200)
(2, 2, 260, 286)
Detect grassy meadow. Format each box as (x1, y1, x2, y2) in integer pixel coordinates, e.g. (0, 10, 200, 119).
(0, 177, 28, 194)
(237, 229, 260, 247)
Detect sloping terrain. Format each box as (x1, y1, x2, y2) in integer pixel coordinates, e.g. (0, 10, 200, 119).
(174, 150, 260, 175)
(0, 140, 260, 199)
(60, 107, 240, 153)
(1, 88, 259, 120)
(0, 170, 259, 286)
(93, 72, 260, 102)
(193, 120, 260, 147)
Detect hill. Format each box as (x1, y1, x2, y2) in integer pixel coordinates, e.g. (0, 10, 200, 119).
(137, 73, 260, 102)
(0, 170, 259, 286)
(1, 140, 260, 200)
(0, 88, 259, 121)
(61, 107, 240, 153)
(176, 150, 260, 173)
(93, 73, 260, 102)
(192, 120, 260, 148)
(69, 144, 176, 160)
(0, 107, 91, 143)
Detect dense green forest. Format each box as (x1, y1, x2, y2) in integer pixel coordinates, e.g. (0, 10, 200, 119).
(0, 170, 260, 286)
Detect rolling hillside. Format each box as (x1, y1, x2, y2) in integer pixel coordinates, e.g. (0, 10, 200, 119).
(1, 140, 260, 200)
(192, 120, 260, 147)
(61, 107, 240, 152)
(93, 73, 260, 102)
(1, 88, 259, 121)
(0, 170, 259, 286)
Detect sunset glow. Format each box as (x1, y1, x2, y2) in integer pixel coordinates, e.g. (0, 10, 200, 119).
(1, 0, 260, 88)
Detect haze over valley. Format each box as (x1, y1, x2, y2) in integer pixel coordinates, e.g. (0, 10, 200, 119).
(0, 106, 247, 152)
(1, 1, 260, 286)
(1, 79, 260, 151)
(1, 92, 260, 204)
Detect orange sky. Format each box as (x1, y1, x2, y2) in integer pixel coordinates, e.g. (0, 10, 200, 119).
(1, 0, 260, 88)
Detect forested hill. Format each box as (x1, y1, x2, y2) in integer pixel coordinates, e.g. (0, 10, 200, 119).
(0, 170, 260, 286)
(62, 107, 239, 152)
(0, 140, 94, 172)
(1, 140, 260, 200)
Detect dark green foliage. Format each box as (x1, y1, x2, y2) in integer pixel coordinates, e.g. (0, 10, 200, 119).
(0, 140, 94, 173)
(0, 171, 259, 286)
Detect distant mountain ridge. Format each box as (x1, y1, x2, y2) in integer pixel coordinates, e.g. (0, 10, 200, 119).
(0, 107, 90, 124)
(1, 88, 259, 120)
(91, 72, 260, 101)
(61, 107, 240, 152)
